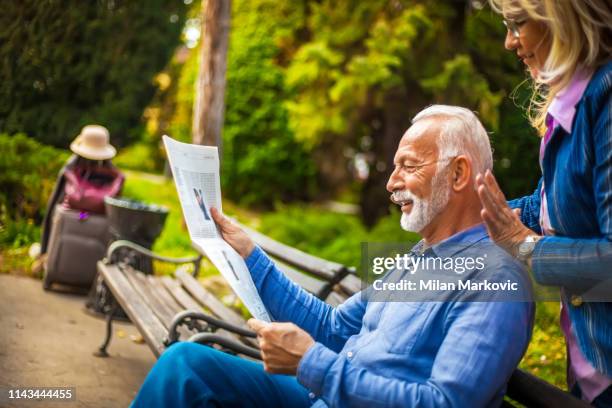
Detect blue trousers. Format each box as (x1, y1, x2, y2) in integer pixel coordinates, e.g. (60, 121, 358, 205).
(131, 342, 312, 408)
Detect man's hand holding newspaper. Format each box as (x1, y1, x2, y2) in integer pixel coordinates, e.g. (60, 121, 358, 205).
(210, 208, 254, 259)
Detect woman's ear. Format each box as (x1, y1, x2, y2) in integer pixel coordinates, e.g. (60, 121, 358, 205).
(451, 155, 471, 192)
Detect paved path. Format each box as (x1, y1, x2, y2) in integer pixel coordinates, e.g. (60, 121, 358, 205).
(0, 274, 155, 407)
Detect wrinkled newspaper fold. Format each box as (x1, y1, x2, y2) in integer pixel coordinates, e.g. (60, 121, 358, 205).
(162, 135, 271, 322)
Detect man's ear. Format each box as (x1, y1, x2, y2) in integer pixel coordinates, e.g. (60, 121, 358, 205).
(451, 155, 471, 192)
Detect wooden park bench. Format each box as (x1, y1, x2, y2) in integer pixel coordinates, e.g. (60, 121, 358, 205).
(95, 222, 588, 408)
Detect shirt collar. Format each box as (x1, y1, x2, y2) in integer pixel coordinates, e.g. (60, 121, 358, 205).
(413, 223, 488, 258)
(547, 70, 592, 133)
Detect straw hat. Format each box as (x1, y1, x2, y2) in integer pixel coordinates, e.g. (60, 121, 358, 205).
(70, 125, 117, 160)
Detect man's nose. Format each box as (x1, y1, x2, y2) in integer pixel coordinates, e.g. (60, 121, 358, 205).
(386, 169, 402, 192)
(504, 30, 519, 50)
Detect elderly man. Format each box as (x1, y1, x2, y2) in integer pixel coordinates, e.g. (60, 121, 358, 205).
(132, 105, 533, 408)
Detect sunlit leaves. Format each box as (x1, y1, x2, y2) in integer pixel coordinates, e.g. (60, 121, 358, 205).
(420, 54, 504, 128)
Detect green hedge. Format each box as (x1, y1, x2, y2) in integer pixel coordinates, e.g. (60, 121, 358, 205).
(0, 1, 187, 148)
(0, 133, 68, 247)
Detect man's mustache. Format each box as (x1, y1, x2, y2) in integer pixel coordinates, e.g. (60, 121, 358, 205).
(390, 190, 416, 205)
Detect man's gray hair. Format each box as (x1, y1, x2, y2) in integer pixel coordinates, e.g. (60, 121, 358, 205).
(412, 105, 493, 176)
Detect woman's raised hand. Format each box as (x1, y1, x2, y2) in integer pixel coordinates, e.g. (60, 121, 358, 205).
(476, 170, 537, 257)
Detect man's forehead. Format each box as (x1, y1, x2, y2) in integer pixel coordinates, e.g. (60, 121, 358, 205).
(396, 120, 440, 158)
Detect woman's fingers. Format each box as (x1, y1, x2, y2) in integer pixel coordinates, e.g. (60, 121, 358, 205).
(481, 170, 507, 210)
(476, 173, 538, 256)
(477, 183, 504, 223)
(484, 170, 506, 202)
(477, 173, 517, 235)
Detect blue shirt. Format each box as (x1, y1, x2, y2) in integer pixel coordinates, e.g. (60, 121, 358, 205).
(246, 224, 534, 407)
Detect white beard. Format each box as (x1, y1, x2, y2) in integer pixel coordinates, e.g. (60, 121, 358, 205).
(398, 169, 451, 233)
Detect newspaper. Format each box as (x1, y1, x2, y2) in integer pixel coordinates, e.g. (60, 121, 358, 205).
(162, 135, 271, 322)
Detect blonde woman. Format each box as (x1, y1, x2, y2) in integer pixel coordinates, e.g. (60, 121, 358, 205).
(476, 0, 612, 405)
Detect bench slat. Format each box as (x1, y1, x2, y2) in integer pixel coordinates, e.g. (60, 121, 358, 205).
(325, 291, 345, 307)
(175, 269, 248, 329)
(337, 274, 362, 296)
(159, 276, 253, 345)
(124, 268, 175, 328)
(146, 275, 200, 340)
(147, 275, 184, 317)
(98, 261, 167, 357)
(161, 276, 205, 313)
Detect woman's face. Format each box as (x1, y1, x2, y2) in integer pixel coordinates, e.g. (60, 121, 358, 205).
(503, 15, 551, 79)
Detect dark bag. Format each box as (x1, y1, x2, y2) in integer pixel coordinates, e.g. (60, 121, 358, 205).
(63, 166, 124, 214)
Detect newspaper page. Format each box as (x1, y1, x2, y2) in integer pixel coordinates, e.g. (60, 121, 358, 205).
(162, 135, 270, 322)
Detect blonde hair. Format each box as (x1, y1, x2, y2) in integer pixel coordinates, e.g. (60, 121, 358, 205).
(489, 0, 612, 134)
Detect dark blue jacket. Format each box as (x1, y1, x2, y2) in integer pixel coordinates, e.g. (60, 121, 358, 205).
(509, 60, 612, 375)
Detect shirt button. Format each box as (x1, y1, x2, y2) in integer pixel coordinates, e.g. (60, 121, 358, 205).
(347, 351, 353, 359)
(571, 295, 583, 307)
(308, 392, 315, 399)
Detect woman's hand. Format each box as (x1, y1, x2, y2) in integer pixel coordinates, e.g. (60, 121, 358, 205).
(211, 207, 255, 259)
(476, 170, 537, 257)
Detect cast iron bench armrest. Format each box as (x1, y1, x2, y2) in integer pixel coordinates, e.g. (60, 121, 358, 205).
(106, 240, 203, 275)
(166, 310, 257, 346)
(188, 333, 262, 360)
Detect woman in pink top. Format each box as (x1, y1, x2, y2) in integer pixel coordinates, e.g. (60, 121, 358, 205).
(478, 0, 612, 406)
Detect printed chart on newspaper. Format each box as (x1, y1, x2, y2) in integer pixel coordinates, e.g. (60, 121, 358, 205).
(162, 135, 270, 322)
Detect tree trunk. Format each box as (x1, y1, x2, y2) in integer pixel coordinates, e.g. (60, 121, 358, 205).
(192, 0, 231, 151)
(359, 88, 410, 228)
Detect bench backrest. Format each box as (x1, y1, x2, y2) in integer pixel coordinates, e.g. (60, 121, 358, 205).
(239, 222, 357, 302)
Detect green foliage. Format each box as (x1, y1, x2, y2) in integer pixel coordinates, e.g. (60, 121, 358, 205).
(167, 50, 199, 143)
(0, 247, 36, 276)
(221, 0, 317, 206)
(114, 142, 162, 174)
(0, 133, 68, 247)
(280, 1, 543, 217)
(162, 0, 317, 206)
(0, 219, 40, 249)
(0, 0, 188, 147)
(285, 3, 440, 146)
(156, 0, 542, 212)
(420, 54, 503, 129)
(520, 302, 567, 389)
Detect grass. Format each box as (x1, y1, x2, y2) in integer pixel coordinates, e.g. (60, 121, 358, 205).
(519, 302, 567, 388)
